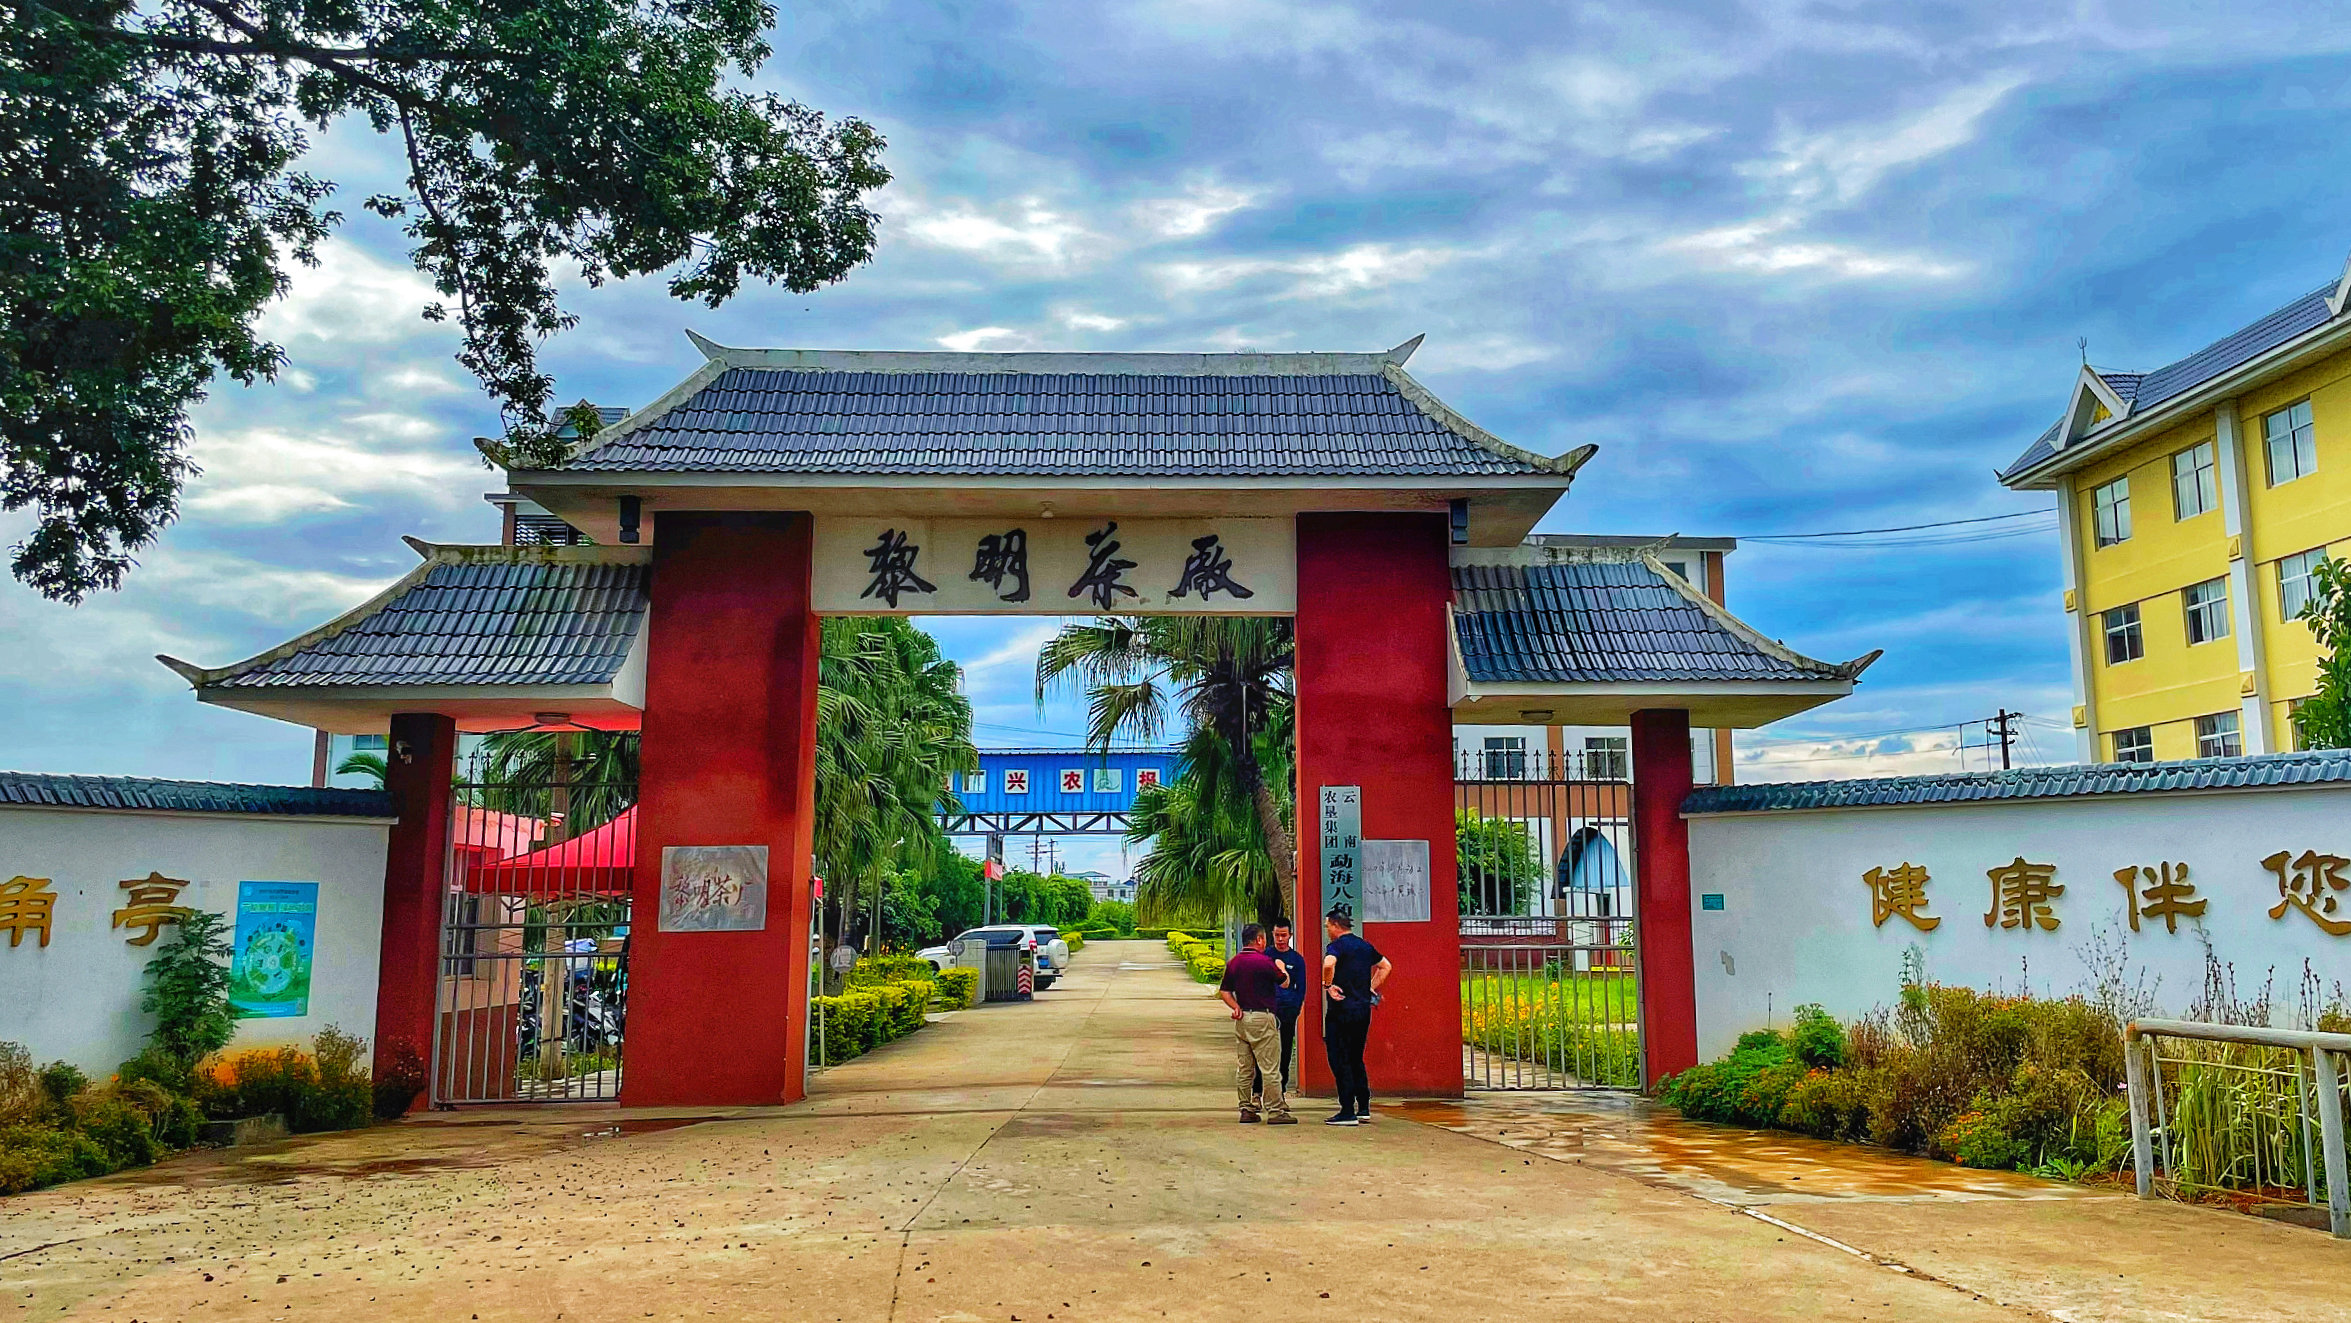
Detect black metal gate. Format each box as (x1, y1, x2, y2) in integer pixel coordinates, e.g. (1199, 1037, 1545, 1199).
(432, 747, 635, 1105)
(1457, 748, 1640, 1090)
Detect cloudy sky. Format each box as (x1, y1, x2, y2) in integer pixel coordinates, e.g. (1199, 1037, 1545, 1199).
(12, 0, 2351, 838)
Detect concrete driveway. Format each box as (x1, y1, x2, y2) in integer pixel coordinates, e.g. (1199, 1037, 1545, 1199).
(3, 939, 2342, 1321)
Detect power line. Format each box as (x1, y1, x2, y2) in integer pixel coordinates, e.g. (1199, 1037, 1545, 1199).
(1738, 509, 2052, 540)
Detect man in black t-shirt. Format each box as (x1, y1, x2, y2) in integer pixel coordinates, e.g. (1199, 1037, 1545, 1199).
(1217, 924, 1293, 1123)
(1319, 908, 1391, 1126)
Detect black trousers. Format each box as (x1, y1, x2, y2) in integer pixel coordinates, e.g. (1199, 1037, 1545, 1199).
(1324, 1006, 1372, 1116)
(1255, 1006, 1302, 1096)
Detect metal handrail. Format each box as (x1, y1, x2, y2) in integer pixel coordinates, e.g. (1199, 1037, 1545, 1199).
(2124, 1017, 2349, 1238)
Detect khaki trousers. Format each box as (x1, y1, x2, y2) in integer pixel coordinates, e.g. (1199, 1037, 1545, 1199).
(1234, 1011, 1288, 1118)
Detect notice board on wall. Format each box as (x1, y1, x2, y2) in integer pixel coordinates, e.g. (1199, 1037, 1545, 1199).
(1361, 839, 1431, 923)
(228, 881, 318, 1019)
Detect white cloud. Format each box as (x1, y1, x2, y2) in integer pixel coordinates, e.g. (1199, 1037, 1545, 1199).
(935, 326, 1033, 352)
(257, 239, 443, 346)
(1060, 310, 1128, 333)
(897, 196, 1103, 271)
(183, 422, 481, 523)
(1130, 182, 1262, 239)
(1154, 242, 1457, 299)
(1753, 76, 2027, 210)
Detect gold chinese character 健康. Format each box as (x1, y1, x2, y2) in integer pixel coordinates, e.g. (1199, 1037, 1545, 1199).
(2260, 849, 2350, 937)
(0, 876, 57, 948)
(2111, 862, 2206, 934)
(1863, 863, 1940, 931)
(1984, 857, 2063, 932)
(112, 872, 193, 946)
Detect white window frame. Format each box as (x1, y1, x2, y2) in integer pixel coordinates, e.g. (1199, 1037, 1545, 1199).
(963, 770, 988, 795)
(2111, 727, 2154, 764)
(2182, 577, 2230, 646)
(2195, 711, 2242, 759)
(1480, 735, 1528, 780)
(1581, 736, 1629, 781)
(2102, 602, 2143, 664)
(2279, 548, 2328, 621)
(2264, 399, 2318, 486)
(2170, 441, 2217, 520)
(2092, 476, 2131, 547)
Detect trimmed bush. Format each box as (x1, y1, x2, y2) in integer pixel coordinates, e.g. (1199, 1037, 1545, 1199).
(845, 954, 939, 988)
(1186, 953, 1225, 984)
(933, 967, 979, 1010)
(1061, 931, 1084, 953)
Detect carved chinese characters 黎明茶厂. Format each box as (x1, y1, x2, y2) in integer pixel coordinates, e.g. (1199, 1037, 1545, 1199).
(860, 528, 936, 608)
(2261, 849, 2350, 936)
(1168, 534, 1254, 602)
(2111, 862, 2206, 934)
(969, 529, 1031, 603)
(114, 871, 192, 946)
(1068, 522, 1139, 610)
(1, 876, 58, 948)
(1862, 863, 1940, 931)
(1984, 857, 2062, 932)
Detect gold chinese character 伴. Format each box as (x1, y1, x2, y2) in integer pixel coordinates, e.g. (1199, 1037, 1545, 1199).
(1984, 857, 2063, 932)
(2111, 862, 2206, 934)
(0, 876, 57, 948)
(1863, 863, 1941, 931)
(112, 872, 192, 946)
(2260, 850, 2350, 937)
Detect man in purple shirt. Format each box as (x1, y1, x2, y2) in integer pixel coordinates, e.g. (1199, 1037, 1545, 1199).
(1218, 923, 1294, 1123)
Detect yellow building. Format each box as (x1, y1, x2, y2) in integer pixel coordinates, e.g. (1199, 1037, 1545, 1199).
(2000, 260, 2351, 763)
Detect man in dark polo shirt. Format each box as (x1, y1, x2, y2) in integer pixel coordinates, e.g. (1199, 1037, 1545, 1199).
(1320, 907, 1391, 1126)
(1217, 924, 1294, 1124)
(1267, 919, 1308, 1093)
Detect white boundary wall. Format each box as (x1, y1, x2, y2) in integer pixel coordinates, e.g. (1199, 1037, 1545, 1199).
(1687, 783, 2351, 1062)
(0, 805, 391, 1074)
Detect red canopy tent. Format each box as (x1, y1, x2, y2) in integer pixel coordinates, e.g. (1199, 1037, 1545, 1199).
(462, 806, 638, 898)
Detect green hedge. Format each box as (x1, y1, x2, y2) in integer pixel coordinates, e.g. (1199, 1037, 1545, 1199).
(1186, 952, 1225, 984)
(844, 954, 939, 987)
(933, 967, 978, 1010)
(1061, 931, 1084, 953)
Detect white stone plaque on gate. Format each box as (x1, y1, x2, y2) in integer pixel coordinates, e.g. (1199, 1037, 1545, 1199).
(811, 517, 1296, 615)
(1361, 839, 1431, 923)
(658, 845, 769, 932)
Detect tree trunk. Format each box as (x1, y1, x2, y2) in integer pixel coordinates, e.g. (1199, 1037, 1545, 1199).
(1232, 750, 1296, 929)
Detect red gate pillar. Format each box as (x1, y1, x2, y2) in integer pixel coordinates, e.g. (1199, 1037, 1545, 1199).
(624, 512, 821, 1106)
(375, 711, 456, 1097)
(1294, 512, 1462, 1098)
(1630, 708, 1699, 1087)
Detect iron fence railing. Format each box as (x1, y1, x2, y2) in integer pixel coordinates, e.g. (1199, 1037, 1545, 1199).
(2124, 1018, 2350, 1238)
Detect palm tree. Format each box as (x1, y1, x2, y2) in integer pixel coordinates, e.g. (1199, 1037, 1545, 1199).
(334, 751, 387, 789)
(815, 617, 978, 953)
(1038, 617, 1295, 926)
(473, 729, 641, 837)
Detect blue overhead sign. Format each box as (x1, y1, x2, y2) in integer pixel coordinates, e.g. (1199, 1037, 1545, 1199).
(944, 748, 1180, 835)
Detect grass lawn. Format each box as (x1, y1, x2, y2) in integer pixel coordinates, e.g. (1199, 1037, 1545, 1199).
(1461, 970, 1638, 1025)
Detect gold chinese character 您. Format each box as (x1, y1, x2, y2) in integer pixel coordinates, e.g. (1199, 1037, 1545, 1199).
(1863, 863, 1941, 931)
(2111, 862, 2206, 934)
(0, 876, 57, 948)
(1984, 857, 2063, 932)
(2261, 850, 2350, 937)
(112, 872, 192, 946)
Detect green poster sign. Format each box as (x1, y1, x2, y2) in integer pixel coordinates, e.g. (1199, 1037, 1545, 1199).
(228, 881, 318, 1019)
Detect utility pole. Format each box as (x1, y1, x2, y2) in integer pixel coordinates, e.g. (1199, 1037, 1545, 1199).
(1990, 709, 2019, 770)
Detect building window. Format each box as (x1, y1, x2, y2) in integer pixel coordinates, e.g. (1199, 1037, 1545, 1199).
(2170, 441, 2217, 519)
(2195, 711, 2242, 759)
(962, 770, 987, 795)
(1481, 736, 1528, 780)
(352, 733, 388, 752)
(2110, 727, 2153, 764)
(2091, 477, 2131, 547)
(2264, 399, 2318, 485)
(2288, 698, 2310, 752)
(2182, 578, 2230, 645)
(2102, 603, 2143, 664)
(2279, 547, 2328, 621)
(1582, 736, 1629, 781)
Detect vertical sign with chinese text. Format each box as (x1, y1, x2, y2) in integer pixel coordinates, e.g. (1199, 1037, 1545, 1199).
(1318, 785, 1361, 924)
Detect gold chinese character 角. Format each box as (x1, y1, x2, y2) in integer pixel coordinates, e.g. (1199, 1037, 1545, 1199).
(112, 872, 192, 946)
(0, 876, 57, 948)
(2111, 862, 2206, 934)
(1863, 863, 1941, 931)
(2261, 850, 2350, 937)
(1984, 857, 2063, 932)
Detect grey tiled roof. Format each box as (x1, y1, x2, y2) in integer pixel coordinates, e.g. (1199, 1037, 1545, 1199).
(1451, 558, 1864, 685)
(2001, 284, 2336, 480)
(0, 771, 394, 818)
(565, 365, 1561, 478)
(195, 549, 649, 690)
(1683, 749, 2351, 815)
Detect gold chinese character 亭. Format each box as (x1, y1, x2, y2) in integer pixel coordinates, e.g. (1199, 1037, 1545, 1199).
(0, 876, 57, 948)
(1984, 857, 2063, 932)
(2261, 850, 2350, 937)
(1863, 863, 1940, 931)
(112, 872, 192, 946)
(2111, 863, 2206, 934)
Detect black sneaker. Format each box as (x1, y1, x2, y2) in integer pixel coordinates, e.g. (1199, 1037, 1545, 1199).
(1323, 1112, 1359, 1126)
(1354, 1111, 1374, 1124)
